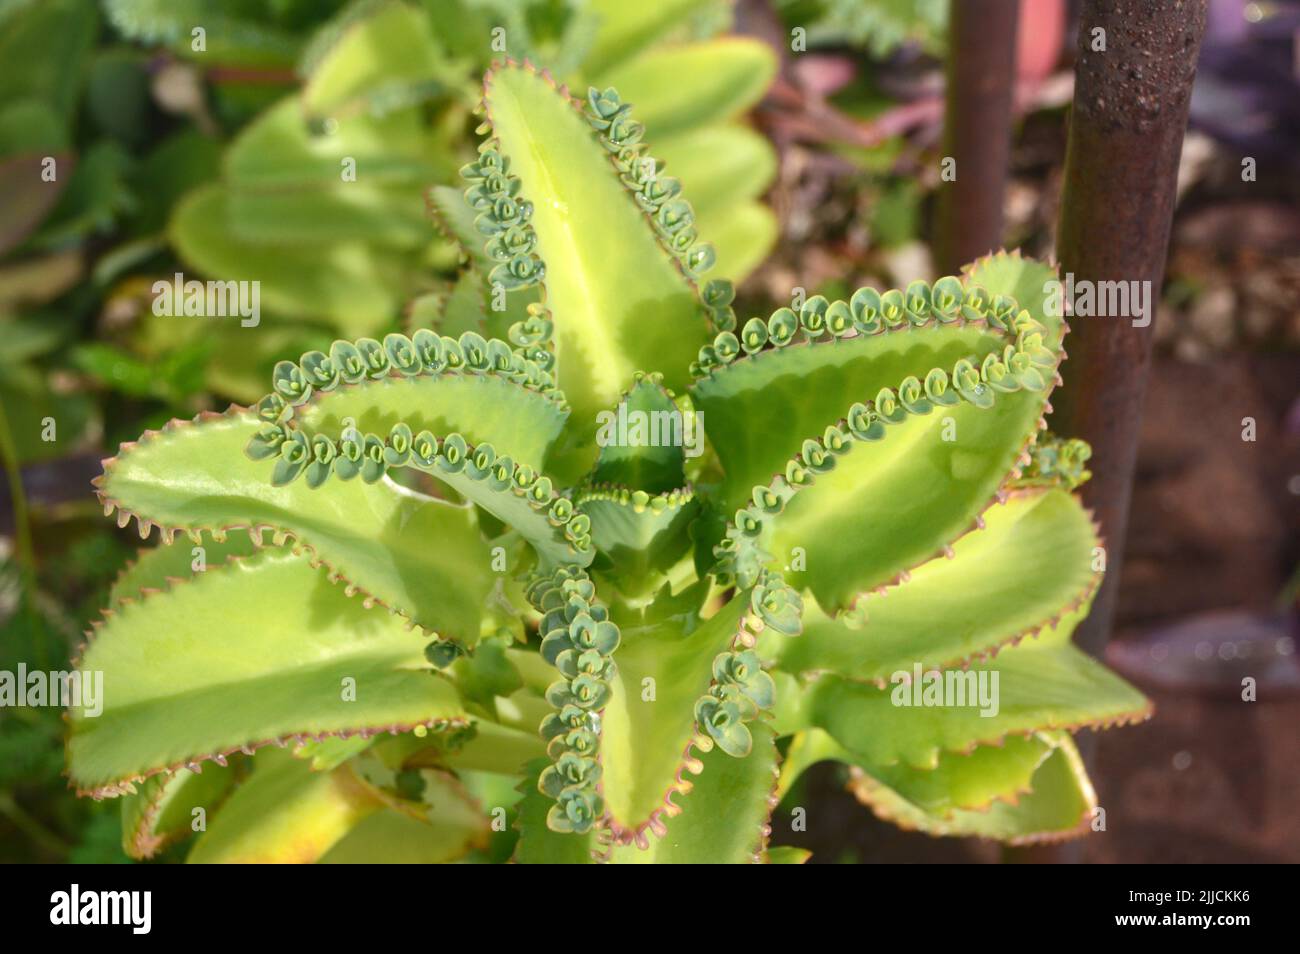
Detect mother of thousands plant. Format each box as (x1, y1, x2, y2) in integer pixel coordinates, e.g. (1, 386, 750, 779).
(69, 61, 1150, 864)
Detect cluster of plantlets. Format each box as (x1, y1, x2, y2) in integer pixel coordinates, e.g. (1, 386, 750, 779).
(68, 61, 1149, 863)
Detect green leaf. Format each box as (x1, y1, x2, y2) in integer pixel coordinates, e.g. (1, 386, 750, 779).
(514, 724, 778, 864)
(68, 547, 467, 796)
(300, 1, 446, 119)
(700, 292, 1062, 612)
(188, 750, 383, 864)
(0, 0, 98, 120)
(104, 0, 303, 69)
(96, 409, 497, 640)
(170, 184, 413, 335)
(580, 488, 699, 601)
(606, 723, 778, 863)
(481, 63, 711, 448)
(654, 125, 777, 218)
(964, 250, 1065, 349)
(848, 732, 1097, 843)
(318, 803, 486, 863)
(589, 376, 689, 492)
(109, 534, 260, 606)
(594, 39, 776, 138)
(765, 845, 812, 864)
(600, 590, 750, 834)
(120, 762, 237, 859)
(797, 604, 1150, 771)
(692, 314, 1013, 515)
(580, 0, 706, 77)
(299, 368, 568, 475)
(697, 200, 776, 282)
(767, 488, 1102, 681)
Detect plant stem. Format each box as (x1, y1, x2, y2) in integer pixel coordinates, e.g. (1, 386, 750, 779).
(1050, 0, 1208, 660)
(934, 0, 1020, 275)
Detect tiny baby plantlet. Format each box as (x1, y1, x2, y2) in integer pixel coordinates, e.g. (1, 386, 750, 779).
(69, 62, 1150, 863)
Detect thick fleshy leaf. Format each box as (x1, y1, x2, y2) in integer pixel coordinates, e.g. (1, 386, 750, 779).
(771, 392, 1046, 613)
(481, 62, 711, 442)
(692, 318, 1017, 514)
(963, 250, 1065, 348)
(698, 296, 1061, 611)
(514, 724, 778, 864)
(600, 591, 751, 835)
(109, 534, 259, 606)
(187, 751, 383, 864)
(319, 766, 490, 863)
(606, 723, 778, 863)
(299, 370, 568, 475)
(319, 805, 486, 864)
(120, 762, 236, 859)
(68, 548, 467, 795)
(95, 409, 496, 639)
(580, 488, 699, 600)
(796, 605, 1150, 771)
(589, 377, 689, 492)
(848, 732, 1097, 843)
(767, 488, 1102, 680)
(594, 40, 776, 138)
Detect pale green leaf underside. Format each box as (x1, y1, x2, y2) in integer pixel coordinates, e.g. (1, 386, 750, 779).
(514, 723, 777, 863)
(782, 727, 1049, 816)
(483, 64, 709, 438)
(768, 488, 1101, 679)
(300, 373, 568, 474)
(98, 410, 495, 639)
(601, 591, 750, 830)
(68, 548, 465, 794)
(594, 39, 777, 138)
(769, 387, 1046, 612)
(850, 733, 1096, 843)
(188, 750, 380, 864)
(318, 805, 484, 863)
(800, 606, 1150, 770)
(120, 762, 236, 859)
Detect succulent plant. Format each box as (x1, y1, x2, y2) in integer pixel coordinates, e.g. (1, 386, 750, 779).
(69, 61, 1149, 863)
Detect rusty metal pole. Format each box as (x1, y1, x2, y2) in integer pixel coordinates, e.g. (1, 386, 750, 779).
(1051, 0, 1209, 660)
(934, 0, 1020, 275)
(1002, 0, 1207, 867)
